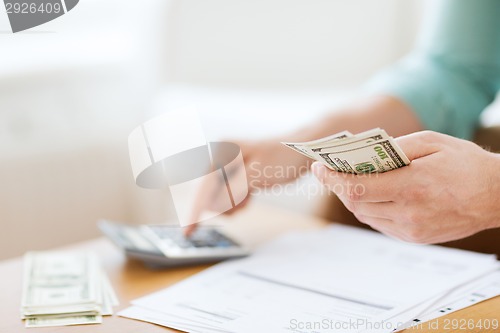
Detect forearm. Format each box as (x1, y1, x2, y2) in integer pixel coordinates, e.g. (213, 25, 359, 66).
(486, 152, 500, 230)
(287, 95, 424, 142)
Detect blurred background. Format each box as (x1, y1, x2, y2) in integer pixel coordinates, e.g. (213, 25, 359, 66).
(1, 0, 498, 260)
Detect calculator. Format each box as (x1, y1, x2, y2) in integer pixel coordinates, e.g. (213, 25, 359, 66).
(98, 220, 250, 268)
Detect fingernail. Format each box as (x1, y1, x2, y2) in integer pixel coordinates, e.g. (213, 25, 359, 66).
(311, 161, 326, 180)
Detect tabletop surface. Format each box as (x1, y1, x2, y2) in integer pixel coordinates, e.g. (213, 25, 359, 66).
(1, 203, 499, 333)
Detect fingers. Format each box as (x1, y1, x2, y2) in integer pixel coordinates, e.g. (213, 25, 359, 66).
(188, 177, 223, 225)
(353, 214, 409, 241)
(355, 214, 393, 229)
(395, 131, 444, 161)
(338, 198, 397, 220)
(223, 195, 251, 215)
(311, 162, 401, 202)
(311, 131, 450, 202)
(183, 224, 197, 237)
(185, 191, 250, 237)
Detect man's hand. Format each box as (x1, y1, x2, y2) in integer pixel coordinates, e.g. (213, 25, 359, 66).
(185, 138, 310, 235)
(311, 131, 500, 244)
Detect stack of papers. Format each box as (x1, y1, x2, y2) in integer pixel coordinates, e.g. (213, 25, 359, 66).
(119, 225, 500, 332)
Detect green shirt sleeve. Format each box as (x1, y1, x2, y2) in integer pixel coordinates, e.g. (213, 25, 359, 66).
(364, 0, 500, 139)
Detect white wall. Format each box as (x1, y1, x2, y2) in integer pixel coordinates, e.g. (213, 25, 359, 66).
(163, 0, 423, 88)
(0, 0, 172, 259)
(0, 0, 424, 259)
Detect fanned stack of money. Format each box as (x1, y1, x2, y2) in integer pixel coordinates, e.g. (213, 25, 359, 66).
(282, 128, 410, 174)
(21, 251, 119, 328)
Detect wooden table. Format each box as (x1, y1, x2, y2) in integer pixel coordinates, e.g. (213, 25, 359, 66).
(1, 203, 499, 332)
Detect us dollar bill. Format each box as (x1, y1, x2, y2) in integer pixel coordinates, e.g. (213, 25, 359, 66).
(309, 128, 388, 153)
(316, 137, 410, 173)
(21, 251, 118, 328)
(22, 252, 99, 312)
(282, 128, 410, 174)
(282, 130, 353, 159)
(25, 314, 102, 328)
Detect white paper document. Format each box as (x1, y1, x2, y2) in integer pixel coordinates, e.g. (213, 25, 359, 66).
(119, 225, 499, 333)
(390, 270, 500, 331)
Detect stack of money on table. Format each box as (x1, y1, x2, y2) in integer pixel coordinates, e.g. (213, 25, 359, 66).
(282, 128, 410, 174)
(21, 251, 118, 328)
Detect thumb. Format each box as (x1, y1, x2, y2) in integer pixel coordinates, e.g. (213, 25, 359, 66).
(395, 131, 443, 161)
(311, 161, 342, 195)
